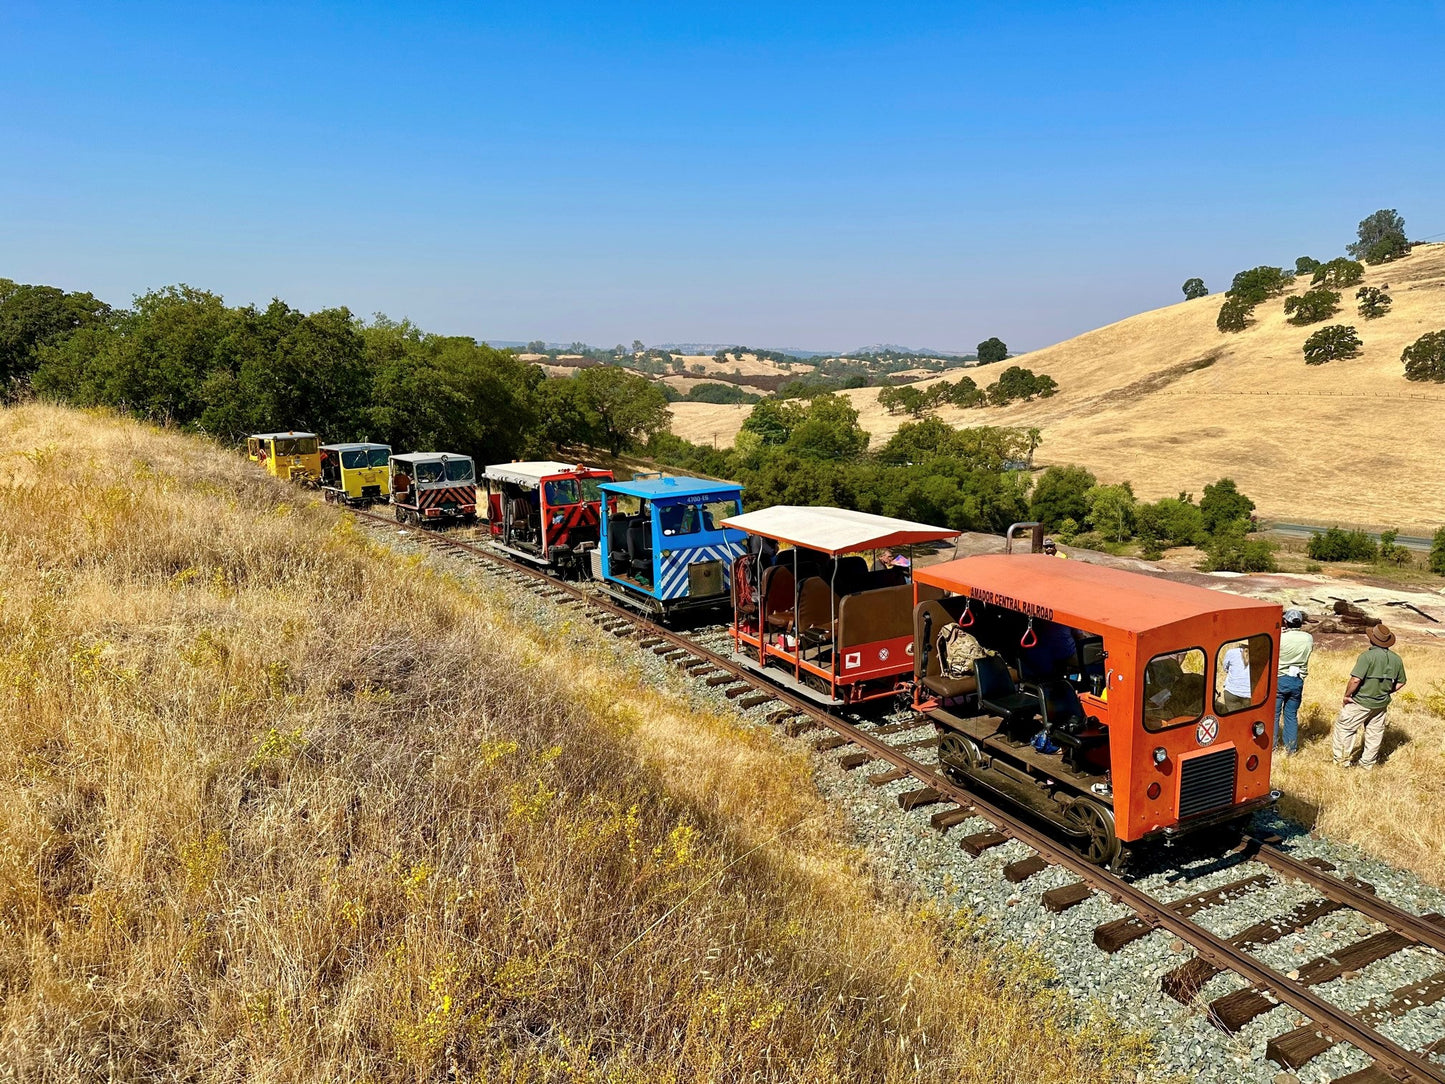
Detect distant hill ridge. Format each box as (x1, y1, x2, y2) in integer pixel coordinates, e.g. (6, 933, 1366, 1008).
(668, 243, 1445, 530)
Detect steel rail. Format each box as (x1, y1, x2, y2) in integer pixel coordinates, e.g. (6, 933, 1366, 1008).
(1246, 838, 1445, 956)
(356, 511, 1445, 1083)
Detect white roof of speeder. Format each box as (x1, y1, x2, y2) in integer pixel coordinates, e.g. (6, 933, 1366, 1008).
(484, 461, 590, 486)
(719, 506, 959, 556)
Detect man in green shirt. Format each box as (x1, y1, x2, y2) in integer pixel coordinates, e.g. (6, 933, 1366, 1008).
(1331, 622, 1407, 770)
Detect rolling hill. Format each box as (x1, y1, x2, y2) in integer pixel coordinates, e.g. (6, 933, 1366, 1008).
(669, 243, 1445, 531)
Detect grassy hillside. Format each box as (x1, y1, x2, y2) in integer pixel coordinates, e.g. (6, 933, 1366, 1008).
(0, 403, 1144, 1081)
(671, 243, 1445, 529)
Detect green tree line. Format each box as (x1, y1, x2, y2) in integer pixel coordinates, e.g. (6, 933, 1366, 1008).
(1, 280, 670, 465)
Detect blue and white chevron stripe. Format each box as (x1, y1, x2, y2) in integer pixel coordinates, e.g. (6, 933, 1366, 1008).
(658, 541, 744, 600)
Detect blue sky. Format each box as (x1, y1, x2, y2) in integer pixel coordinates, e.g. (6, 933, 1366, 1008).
(2, 2, 1442, 353)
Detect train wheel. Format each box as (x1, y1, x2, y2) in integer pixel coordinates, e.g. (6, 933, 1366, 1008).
(395, 504, 405, 523)
(937, 730, 981, 782)
(1063, 797, 1121, 867)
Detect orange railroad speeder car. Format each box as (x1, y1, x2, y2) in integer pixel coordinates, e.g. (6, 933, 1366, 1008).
(912, 555, 1281, 866)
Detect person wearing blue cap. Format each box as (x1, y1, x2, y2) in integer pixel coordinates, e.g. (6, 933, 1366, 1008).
(1274, 609, 1312, 755)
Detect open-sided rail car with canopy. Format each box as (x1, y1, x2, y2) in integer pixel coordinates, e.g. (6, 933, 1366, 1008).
(246, 432, 320, 483)
(595, 475, 745, 618)
(389, 452, 477, 526)
(912, 554, 1281, 865)
(485, 461, 615, 575)
(320, 442, 391, 505)
(725, 506, 959, 706)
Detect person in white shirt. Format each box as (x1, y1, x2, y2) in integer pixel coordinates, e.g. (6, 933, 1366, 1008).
(1220, 641, 1252, 713)
(1275, 609, 1313, 755)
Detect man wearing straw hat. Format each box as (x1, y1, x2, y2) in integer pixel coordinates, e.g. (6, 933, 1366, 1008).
(1332, 622, 1407, 770)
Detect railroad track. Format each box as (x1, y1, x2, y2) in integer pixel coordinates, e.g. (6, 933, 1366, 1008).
(353, 510, 1445, 1084)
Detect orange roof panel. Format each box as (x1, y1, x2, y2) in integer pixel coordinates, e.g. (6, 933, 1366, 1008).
(915, 554, 1278, 637)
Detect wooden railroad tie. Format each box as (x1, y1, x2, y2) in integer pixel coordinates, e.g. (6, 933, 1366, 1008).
(784, 718, 819, 738)
(639, 637, 664, 648)
(1265, 1026, 1335, 1071)
(683, 660, 715, 673)
(737, 692, 774, 710)
(894, 735, 940, 753)
(871, 718, 934, 736)
(837, 751, 873, 770)
(1162, 896, 1345, 1003)
(724, 684, 753, 700)
(959, 830, 1009, 857)
(1041, 882, 1093, 914)
(897, 787, 944, 812)
(814, 735, 848, 752)
(1329, 1067, 1398, 1084)
(704, 674, 736, 687)
(867, 767, 907, 786)
(930, 806, 972, 832)
(1004, 855, 1048, 883)
(1207, 928, 1417, 1031)
(651, 644, 679, 656)
(764, 710, 794, 726)
(1094, 874, 1271, 953)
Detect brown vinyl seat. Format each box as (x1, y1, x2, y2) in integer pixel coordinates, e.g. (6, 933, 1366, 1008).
(761, 565, 796, 631)
(796, 576, 839, 641)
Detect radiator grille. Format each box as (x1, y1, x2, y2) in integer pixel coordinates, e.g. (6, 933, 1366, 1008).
(1178, 748, 1237, 819)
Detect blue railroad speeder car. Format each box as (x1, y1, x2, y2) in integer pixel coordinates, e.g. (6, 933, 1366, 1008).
(593, 474, 746, 618)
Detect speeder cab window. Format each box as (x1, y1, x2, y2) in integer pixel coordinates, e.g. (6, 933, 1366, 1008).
(415, 462, 444, 483)
(701, 498, 740, 532)
(367, 447, 391, 468)
(340, 449, 369, 470)
(1143, 648, 1207, 730)
(444, 458, 474, 482)
(545, 479, 581, 506)
(659, 504, 698, 536)
(1214, 634, 1272, 715)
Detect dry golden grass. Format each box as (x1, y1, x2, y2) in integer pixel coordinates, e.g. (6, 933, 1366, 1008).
(1270, 640, 1445, 886)
(0, 403, 1149, 1082)
(670, 244, 1445, 529)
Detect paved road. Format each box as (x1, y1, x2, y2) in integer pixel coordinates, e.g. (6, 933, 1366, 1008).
(1266, 522, 1434, 552)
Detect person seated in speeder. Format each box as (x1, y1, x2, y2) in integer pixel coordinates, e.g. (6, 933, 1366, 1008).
(1019, 618, 1079, 682)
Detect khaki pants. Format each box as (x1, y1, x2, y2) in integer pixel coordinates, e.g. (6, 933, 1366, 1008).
(1332, 700, 1389, 766)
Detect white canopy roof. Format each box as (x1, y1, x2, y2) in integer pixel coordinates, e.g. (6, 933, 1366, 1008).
(485, 460, 590, 486)
(720, 506, 959, 556)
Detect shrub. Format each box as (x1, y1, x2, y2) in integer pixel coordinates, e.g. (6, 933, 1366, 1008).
(1365, 233, 1410, 265)
(1203, 523, 1277, 572)
(984, 365, 1057, 405)
(1379, 529, 1412, 566)
(1356, 286, 1392, 319)
(1136, 494, 1205, 548)
(1302, 324, 1362, 365)
(976, 336, 1008, 364)
(1402, 331, 1445, 383)
(1029, 465, 1096, 529)
(1228, 266, 1294, 302)
(878, 385, 926, 416)
(1181, 278, 1208, 300)
(1217, 296, 1255, 333)
(1295, 256, 1322, 276)
(683, 382, 761, 404)
(1431, 527, 1445, 575)
(1307, 526, 1379, 562)
(1283, 288, 1340, 326)
(1055, 516, 1080, 543)
(1085, 482, 1137, 543)
(1199, 478, 1255, 536)
(1310, 258, 1364, 288)
(1348, 209, 1407, 261)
